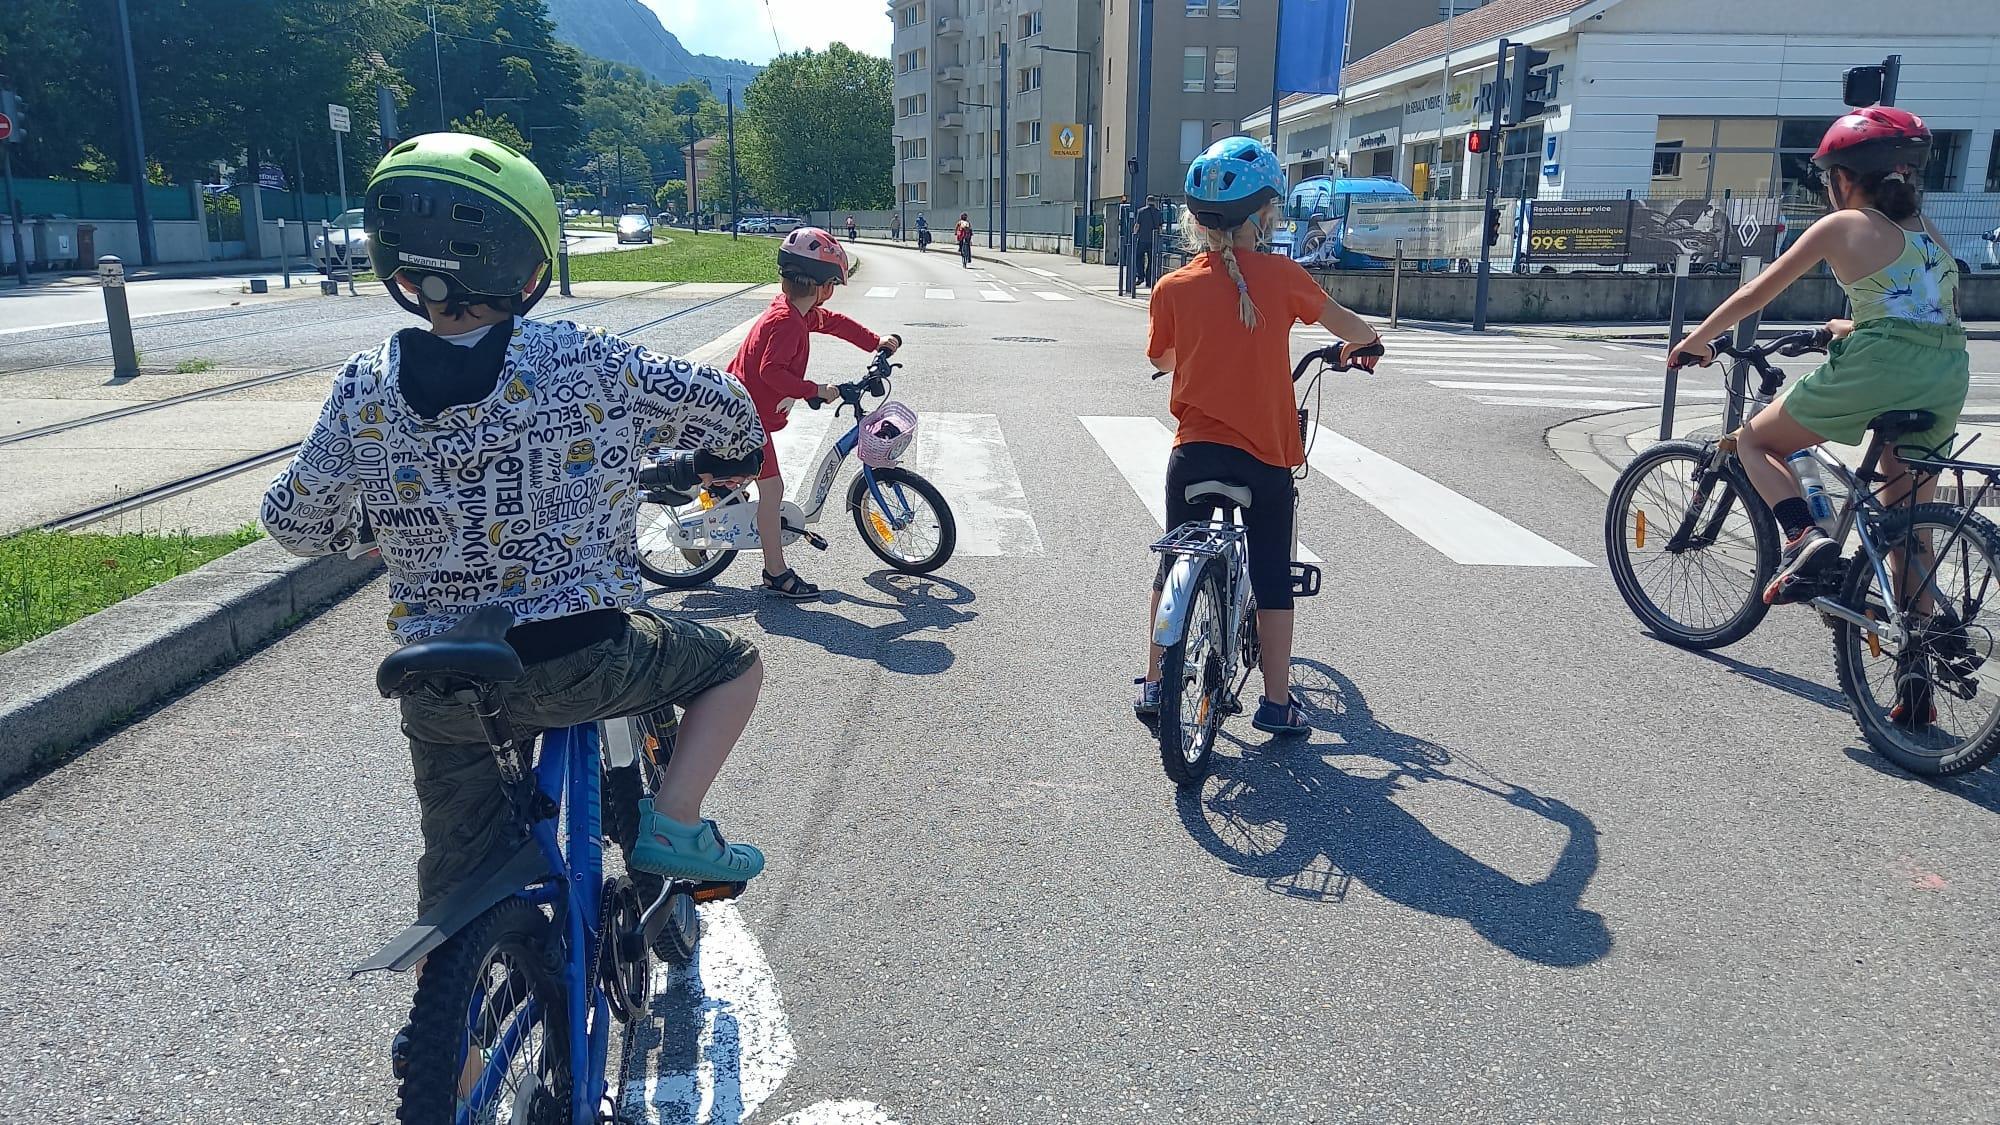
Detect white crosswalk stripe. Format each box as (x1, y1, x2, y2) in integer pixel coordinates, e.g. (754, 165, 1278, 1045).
(925, 289, 955, 300)
(1033, 291, 1073, 302)
(864, 286, 898, 298)
(861, 285, 1069, 303)
(1079, 417, 1321, 563)
(1335, 330, 1674, 414)
(979, 289, 1017, 302)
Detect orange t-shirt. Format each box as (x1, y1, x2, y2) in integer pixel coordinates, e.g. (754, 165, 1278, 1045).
(1146, 250, 1328, 469)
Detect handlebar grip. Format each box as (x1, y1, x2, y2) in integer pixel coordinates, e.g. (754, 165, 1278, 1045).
(636, 448, 764, 490)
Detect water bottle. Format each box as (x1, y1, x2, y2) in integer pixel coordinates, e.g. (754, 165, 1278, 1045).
(1787, 451, 1838, 535)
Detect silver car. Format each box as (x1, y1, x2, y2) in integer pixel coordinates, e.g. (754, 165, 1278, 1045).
(312, 208, 369, 273)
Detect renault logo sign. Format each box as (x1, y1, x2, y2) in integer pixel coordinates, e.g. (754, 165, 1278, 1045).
(1050, 123, 1084, 159)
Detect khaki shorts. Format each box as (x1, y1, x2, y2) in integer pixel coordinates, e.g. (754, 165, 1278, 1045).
(398, 609, 758, 916)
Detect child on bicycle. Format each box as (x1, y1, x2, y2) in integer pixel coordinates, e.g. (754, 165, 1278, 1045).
(1670, 107, 1969, 616)
(729, 227, 902, 598)
(1136, 136, 1383, 735)
(260, 133, 770, 918)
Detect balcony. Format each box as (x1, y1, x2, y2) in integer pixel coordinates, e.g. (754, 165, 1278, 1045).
(937, 66, 967, 85)
(936, 112, 966, 129)
(936, 158, 967, 175)
(935, 16, 965, 38)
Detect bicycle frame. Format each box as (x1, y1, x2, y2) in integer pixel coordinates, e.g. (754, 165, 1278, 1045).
(660, 410, 918, 551)
(1151, 520, 1252, 651)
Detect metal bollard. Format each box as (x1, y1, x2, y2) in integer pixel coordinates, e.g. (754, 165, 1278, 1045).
(1390, 239, 1405, 330)
(558, 236, 572, 297)
(1722, 256, 1765, 433)
(318, 220, 337, 295)
(99, 255, 139, 379)
(277, 217, 291, 289)
(1660, 252, 1692, 440)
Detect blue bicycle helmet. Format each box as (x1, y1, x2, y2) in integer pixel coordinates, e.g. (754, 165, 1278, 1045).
(1184, 136, 1287, 231)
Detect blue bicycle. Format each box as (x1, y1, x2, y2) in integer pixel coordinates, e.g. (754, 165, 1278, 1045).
(359, 605, 742, 1124)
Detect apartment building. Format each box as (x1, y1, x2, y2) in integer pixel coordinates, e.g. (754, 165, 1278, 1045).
(1097, 0, 1440, 218)
(889, 0, 1102, 232)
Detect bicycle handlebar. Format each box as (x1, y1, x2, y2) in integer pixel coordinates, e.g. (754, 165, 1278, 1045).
(1669, 327, 1832, 398)
(807, 346, 900, 414)
(1151, 337, 1385, 383)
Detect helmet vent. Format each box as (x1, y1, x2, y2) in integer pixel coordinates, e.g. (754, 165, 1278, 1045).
(375, 192, 403, 212)
(391, 140, 420, 156)
(452, 203, 486, 224)
(449, 240, 482, 258)
(468, 151, 503, 174)
(377, 231, 401, 247)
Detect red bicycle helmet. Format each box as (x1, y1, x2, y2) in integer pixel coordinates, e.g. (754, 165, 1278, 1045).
(1812, 106, 1932, 176)
(778, 226, 850, 285)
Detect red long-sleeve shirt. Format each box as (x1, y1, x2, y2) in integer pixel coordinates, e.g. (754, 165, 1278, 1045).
(729, 293, 881, 432)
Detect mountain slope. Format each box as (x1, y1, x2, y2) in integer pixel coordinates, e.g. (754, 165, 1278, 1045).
(544, 0, 761, 90)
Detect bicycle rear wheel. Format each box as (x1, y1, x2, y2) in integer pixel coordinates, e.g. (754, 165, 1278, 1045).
(396, 897, 570, 1125)
(1833, 503, 2000, 777)
(1157, 558, 1228, 787)
(1605, 440, 1777, 649)
(635, 497, 737, 588)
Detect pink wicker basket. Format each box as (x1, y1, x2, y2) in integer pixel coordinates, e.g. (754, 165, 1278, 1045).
(857, 401, 918, 467)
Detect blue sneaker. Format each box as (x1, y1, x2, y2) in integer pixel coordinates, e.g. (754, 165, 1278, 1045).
(630, 802, 766, 883)
(1133, 677, 1162, 717)
(1251, 692, 1309, 737)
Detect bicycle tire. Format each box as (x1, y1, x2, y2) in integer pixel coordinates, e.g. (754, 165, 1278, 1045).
(1157, 557, 1228, 788)
(1832, 502, 2000, 777)
(849, 466, 957, 574)
(1605, 439, 1777, 649)
(396, 897, 571, 1125)
(634, 499, 737, 588)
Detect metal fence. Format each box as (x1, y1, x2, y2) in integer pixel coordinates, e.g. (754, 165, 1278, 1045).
(0, 177, 196, 221)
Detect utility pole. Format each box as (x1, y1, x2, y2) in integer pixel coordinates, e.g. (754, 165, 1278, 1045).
(685, 115, 699, 229)
(998, 41, 1010, 253)
(1881, 54, 1902, 105)
(727, 87, 740, 239)
(430, 4, 447, 130)
(1125, 0, 1157, 296)
(108, 0, 156, 266)
(2, 83, 28, 285)
(1473, 39, 1509, 333)
(963, 99, 998, 247)
(1033, 43, 1096, 258)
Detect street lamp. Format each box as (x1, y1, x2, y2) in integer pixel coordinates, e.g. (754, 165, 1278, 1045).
(960, 99, 999, 249)
(1032, 42, 1097, 261)
(891, 132, 907, 241)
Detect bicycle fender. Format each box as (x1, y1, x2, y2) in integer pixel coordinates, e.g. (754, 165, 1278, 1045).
(350, 838, 553, 975)
(1152, 557, 1204, 648)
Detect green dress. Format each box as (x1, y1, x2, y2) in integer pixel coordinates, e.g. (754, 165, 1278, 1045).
(1782, 215, 1970, 455)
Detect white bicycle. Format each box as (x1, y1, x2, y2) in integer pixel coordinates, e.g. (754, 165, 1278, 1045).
(634, 348, 957, 587)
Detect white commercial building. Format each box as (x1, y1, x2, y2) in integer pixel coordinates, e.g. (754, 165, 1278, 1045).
(1247, 0, 2000, 254)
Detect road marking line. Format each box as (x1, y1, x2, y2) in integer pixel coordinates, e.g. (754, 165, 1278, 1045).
(1400, 361, 1636, 372)
(1470, 395, 1656, 409)
(1377, 341, 1570, 353)
(631, 904, 795, 1122)
(979, 289, 1017, 302)
(770, 407, 835, 478)
(906, 413, 1045, 556)
(1603, 344, 1632, 351)
(1027, 267, 1061, 277)
(864, 286, 898, 298)
(1305, 424, 1592, 567)
(1080, 416, 1319, 562)
(925, 288, 955, 300)
(1033, 291, 1073, 301)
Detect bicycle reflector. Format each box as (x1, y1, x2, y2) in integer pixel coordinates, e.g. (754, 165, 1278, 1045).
(1635, 509, 1647, 549)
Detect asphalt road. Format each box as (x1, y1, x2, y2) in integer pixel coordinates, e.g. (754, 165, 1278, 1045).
(3, 244, 1998, 1123)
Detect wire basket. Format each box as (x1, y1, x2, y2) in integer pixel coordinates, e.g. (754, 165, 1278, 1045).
(857, 401, 918, 467)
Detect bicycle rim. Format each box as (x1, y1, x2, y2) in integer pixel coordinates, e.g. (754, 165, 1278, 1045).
(635, 500, 727, 580)
(1836, 506, 2000, 775)
(1169, 575, 1226, 774)
(858, 474, 947, 566)
(1608, 443, 1774, 647)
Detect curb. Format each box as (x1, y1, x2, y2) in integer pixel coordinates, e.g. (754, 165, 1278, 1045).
(0, 538, 382, 789)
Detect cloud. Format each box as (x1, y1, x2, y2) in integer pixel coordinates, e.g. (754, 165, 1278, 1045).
(639, 0, 893, 65)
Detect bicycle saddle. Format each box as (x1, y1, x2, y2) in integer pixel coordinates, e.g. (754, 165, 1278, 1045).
(1868, 410, 1937, 439)
(1186, 480, 1255, 510)
(375, 605, 524, 699)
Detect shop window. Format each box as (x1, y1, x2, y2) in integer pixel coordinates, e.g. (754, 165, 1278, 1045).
(1369, 149, 1394, 178)
(1652, 140, 1684, 179)
(1925, 131, 1967, 192)
(1183, 48, 1206, 92)
(1214, 47, 1238, 93)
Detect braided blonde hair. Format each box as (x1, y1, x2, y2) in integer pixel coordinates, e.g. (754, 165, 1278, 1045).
(1183, 201, 1277, 329)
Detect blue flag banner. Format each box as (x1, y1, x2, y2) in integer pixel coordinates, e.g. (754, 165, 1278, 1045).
(1276, 0, 1349, 96)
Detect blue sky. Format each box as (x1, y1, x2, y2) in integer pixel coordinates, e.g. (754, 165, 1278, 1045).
(640, 0, 893, 65)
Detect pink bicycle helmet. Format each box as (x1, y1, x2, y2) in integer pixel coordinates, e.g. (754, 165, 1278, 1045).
(778, 227, 850, 285)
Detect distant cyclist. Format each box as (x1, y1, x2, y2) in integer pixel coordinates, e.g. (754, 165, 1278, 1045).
(259, 133, 771, 919)
(1670, 107, 1969, 617)
(1136, 136, 1382, 735)
(955, 212, 974, 267)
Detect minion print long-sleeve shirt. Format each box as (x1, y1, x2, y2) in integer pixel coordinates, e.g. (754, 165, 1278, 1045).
(259, 317, 764, 643)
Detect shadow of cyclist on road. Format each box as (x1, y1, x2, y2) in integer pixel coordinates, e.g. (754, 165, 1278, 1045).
(1176, 658, 1612, 968)
(655, 571, 977, 676)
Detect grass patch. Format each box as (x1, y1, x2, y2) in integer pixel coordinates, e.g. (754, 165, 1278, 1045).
(0, 526, 263, 654)
(173, 357, 217, 374)
(566, 231, 779, 284)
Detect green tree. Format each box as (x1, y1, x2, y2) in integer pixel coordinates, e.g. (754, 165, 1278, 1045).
(394, 0, 584, 182)
(579, 130, 652, 208)
(740, 44, 891, 212)
(706, 138, 757, 214)
(654, 180, 687, 214)
(451, 109, 530, 152)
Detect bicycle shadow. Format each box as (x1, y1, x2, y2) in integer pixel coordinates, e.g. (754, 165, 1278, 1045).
(1175, 658, 1612, 968)
(1685, 648, 1848, 712)
(652, 572, 977, 676)
(1840, 747, 2000, 814)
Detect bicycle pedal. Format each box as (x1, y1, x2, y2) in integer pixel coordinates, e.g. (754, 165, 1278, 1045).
(1289, 562, 1322, 598)
(687, 880, 747, 903)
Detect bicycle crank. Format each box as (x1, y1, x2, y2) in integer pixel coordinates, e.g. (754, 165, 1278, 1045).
(1812, 597, 1910, 654)
(782, 519, 829, 550)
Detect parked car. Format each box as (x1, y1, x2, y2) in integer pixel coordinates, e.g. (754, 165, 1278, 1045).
(615, 213, 655, 244)
(588, 209, 602, 217)
(312, 208, 369, 273)
(562, 206, 581, 218)
(766, 216, 805, 234)
(735, 216, 769, 234)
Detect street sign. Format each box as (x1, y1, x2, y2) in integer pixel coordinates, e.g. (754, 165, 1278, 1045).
(0, 114, 12, 142)
(328, 103, 351, 133)
(1050, 123, 1083, 160)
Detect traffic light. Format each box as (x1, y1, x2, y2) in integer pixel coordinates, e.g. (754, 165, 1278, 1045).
(1483, 206, 1502, 248)
(1507, 44, 1552, 124)
(1466, 128, 1490, 155)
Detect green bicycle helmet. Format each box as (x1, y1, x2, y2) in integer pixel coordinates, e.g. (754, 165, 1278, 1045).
(363, 132, 561, 317)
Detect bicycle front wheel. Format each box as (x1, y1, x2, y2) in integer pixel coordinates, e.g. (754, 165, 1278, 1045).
(1605, 440, 1777, 649)
(396, 897, 571, 1125)
(849, 467, 956, 574)
(1157, 558, 1228, 788)
(1833, 503, 2000, 777)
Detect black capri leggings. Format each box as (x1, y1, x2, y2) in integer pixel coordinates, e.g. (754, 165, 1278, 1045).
(1156, 441, 1297, 611)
